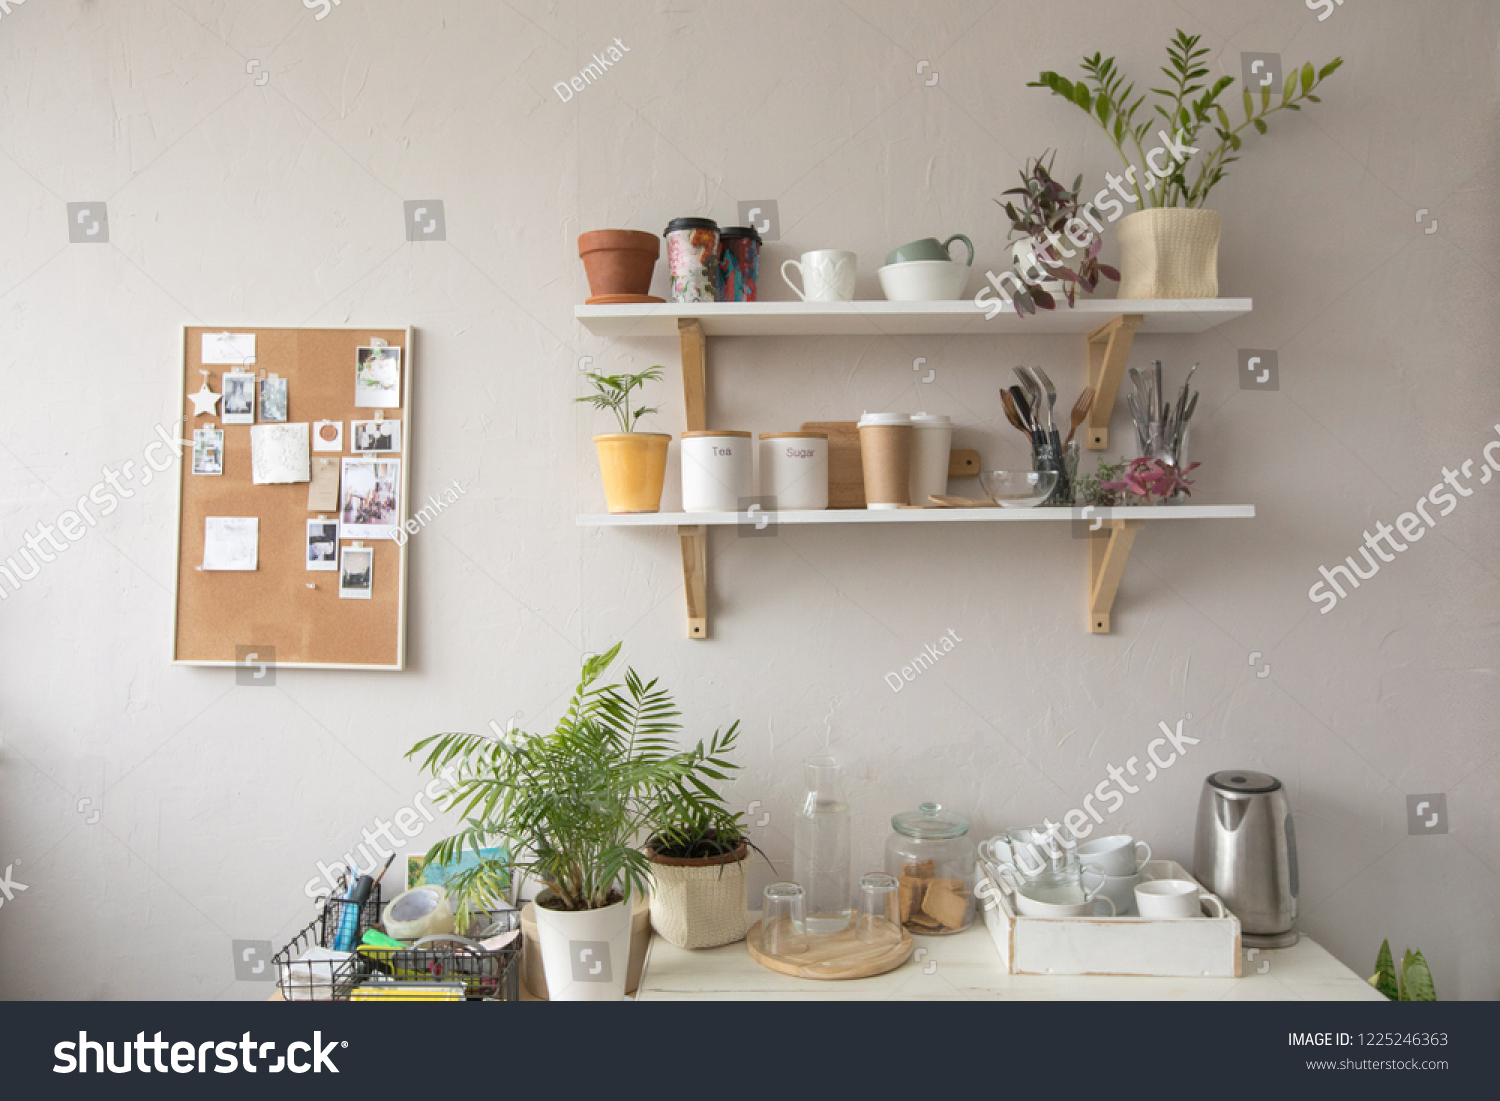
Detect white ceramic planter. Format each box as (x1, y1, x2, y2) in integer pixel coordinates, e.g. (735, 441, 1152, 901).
(531, 889, 634, 1001)
(1010, 239, 1065, 294)
(680, 431, 753, 512)
(759, 432, 828, 510)
(1116, 208, 1220, 299)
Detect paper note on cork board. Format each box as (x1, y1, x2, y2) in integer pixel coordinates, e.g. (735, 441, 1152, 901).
(307, 457, 340, 510)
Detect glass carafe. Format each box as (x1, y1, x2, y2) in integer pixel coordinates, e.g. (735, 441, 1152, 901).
(793, 755, 852, 933)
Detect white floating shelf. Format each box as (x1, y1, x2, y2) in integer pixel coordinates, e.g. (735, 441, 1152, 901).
(579, 506, 1255, 527)
(574, 298, 1252, 338)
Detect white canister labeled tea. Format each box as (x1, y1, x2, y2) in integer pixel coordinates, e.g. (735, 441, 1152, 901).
(681, 431, 753, 512)
(908, 412, 954, 508)
(759, 433, 829, 511)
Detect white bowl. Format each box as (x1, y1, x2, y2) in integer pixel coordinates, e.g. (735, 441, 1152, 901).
(877, 259, 970, 301)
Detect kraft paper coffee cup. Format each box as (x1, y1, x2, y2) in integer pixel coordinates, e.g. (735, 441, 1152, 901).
(857, 412, 914, 509)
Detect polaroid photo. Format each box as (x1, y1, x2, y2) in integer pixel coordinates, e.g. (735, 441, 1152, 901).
(202, 517, 258, 571)
(312, 420, 344, 453)
(306, 520, 339, 572)
(339, 458, 401, 540)
(355, 346, 401, 409)
(192, 427, 223, 476)
(259, 377, 288, 422)
(202, 332, 255, 365)
(221, 372, 256, 424)
(351, 419, 401, 453)
(339, 545, 373, 599)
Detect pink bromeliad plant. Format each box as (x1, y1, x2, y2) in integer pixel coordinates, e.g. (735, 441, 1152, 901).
(1103, 457, 1200, 503)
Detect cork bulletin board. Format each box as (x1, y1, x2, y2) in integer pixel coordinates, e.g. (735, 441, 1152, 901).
(171, 326, 412, 670)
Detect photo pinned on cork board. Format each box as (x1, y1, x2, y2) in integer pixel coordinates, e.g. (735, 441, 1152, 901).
(352, 418, 400, 453)
(339, 544, 373, 599)
(221, 372, 256, 424)
(306, 520, 339, 571)
(355, 345, 401, 408)
(192, 427, 223, 476)
(340, 458, 401, 540)
(259, 376, 288, 422)
(313, 419, 343, 452)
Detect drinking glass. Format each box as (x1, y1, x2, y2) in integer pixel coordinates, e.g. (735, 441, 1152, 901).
(761, 883, 808, 957)
(855, 872, 901, 946)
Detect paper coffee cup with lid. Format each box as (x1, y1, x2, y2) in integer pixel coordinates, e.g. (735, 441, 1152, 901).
(856, 412, 914, 509)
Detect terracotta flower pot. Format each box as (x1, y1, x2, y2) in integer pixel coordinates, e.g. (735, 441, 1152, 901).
(594, 433, 670, 514)
(647, 842, 751, 949)
(578, 229, 662, 304)
(1116, 208, 1220, 299)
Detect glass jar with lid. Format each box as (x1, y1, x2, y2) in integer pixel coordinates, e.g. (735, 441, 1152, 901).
(885, 802, 975, 935)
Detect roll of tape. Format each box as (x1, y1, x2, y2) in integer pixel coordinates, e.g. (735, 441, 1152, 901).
(382, 885, 455, 940)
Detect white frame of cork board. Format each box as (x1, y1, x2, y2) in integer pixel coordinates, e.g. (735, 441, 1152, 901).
(170, 324, 414, 671)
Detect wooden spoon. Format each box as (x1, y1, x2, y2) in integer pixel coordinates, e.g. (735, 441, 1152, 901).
(1064, 386, 1095, 447)
(1000, 390, 1032, 440)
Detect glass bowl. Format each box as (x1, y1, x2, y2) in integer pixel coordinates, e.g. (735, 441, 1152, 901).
(979, 470, 1058, 508)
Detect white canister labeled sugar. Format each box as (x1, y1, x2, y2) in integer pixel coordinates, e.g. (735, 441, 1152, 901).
(681, 432, 753, 512)
(758, 433, 829, 511)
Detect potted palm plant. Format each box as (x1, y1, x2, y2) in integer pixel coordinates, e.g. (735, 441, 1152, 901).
(577, 366, 671, 514)
(1029, 30, 1341, 298)
(644, 725, 760, 949)
(408, 644, 737, 1001)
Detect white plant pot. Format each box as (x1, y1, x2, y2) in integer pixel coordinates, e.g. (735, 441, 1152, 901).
(1010, 239, 1065, 294)
(1116, 208, 1220, 299)
(531, 889, 634, 1001)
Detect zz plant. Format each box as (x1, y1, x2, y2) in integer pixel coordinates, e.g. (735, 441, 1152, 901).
(1029, 30, 1342, 208)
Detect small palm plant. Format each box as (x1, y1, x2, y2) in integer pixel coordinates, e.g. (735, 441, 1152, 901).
(408, 643, 741, 917)
(576, 366, 664, 434)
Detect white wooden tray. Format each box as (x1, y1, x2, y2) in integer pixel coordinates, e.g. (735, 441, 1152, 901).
(980, 859, 1241, 977)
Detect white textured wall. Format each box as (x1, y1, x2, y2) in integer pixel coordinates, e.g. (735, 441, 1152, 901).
(1, 0, 1497, 1000)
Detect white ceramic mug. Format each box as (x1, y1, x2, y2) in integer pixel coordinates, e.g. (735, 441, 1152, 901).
(1134, 879, 1228, 919)
(1075, 835, 1152, 877)
(781, 249, 857, 302)
(680, 431, 752, 512)
(1013, 889, 1116, 918)
(1097, 872, 1140, 917)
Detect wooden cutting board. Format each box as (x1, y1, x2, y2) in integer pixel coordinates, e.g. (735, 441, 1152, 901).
(745, 918, 914, 980)
(800, 421, 979, 509)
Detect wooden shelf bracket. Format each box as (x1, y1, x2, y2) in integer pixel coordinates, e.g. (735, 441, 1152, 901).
(1088, 517, 1143, 634)
(1085, 314, 1144, 451)
(677, 319, 710, 639)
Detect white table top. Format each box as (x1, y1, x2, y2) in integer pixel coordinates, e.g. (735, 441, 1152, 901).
(635, 917, 1385, 1001)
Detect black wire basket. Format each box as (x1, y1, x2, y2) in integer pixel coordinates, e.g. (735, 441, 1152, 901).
(271, 886, 382, 1002)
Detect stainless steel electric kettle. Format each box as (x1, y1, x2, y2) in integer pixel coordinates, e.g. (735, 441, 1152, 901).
(1193, 770, 1299, 948)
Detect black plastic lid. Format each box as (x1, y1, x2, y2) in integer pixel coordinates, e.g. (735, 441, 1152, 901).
(1208, 770, 1281, 794)
(663, 217, 719, 235)
(718, 225, 762, 244)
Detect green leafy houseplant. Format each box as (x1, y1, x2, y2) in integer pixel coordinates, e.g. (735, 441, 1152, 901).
(1369, 939, 1437, 1001)
(1029, 30, 1342, 208)
(407, 643, 741, 918)
(1074, 456, 1128, 508)
(575, 366, 664, 434)
(998, 151, 1120, 315)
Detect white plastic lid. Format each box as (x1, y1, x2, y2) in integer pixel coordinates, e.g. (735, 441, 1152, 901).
(910, 412, 953, 428)
(857, 412, 913, 427)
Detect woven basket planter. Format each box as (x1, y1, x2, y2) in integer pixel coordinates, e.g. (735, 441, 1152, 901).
(647, 842, 751, 949)
(1116, 208, 1220, 299)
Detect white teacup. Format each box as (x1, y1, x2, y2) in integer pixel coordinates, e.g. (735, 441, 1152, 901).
(1134, 879, 1227, 919)
(1013, 891, 1116, 918)
(1097, 872, 1140, 917)
(781, 249, 857, 302)
(1076, 835, 1151, 877)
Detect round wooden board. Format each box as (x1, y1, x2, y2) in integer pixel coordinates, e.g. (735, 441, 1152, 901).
(745, 919, 914, 980)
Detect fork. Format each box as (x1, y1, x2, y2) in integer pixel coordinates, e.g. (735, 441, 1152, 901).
(1064, 387, 1095, 447)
